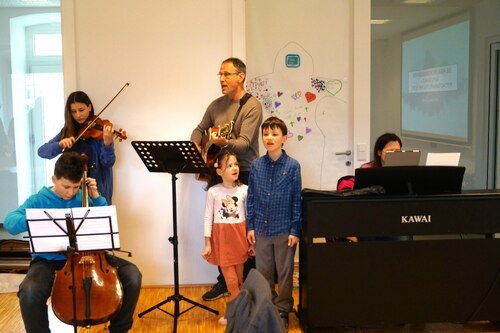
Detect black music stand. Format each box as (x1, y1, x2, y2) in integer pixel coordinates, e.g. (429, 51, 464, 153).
(132, 141, 218, 332)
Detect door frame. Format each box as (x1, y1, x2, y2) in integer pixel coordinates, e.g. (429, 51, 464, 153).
(487, 39, 500, 188)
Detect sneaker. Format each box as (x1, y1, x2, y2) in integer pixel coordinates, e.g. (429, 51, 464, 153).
(279, 312, 289, 331)
(202, 281, 230, 301)
(218, 316, 227, 325)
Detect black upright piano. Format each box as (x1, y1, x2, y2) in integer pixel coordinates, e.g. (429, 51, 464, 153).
(298, 189, 500, 332)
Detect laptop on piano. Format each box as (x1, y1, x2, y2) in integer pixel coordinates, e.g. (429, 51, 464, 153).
(384, 150, 421, 167)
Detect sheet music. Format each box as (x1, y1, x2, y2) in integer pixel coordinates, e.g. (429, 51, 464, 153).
(26, 205, 120, 253)
(425, 152, 461, 166)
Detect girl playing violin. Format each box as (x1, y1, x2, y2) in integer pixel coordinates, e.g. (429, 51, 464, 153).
(38, 91, 116, 203)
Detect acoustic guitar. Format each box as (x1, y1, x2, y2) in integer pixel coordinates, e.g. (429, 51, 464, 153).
(201, 122, 233, 165)
(196, 122, 234, 181)
(196, 92, 252, 181)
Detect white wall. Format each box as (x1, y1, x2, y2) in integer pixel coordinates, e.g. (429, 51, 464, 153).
(61, 0, 370, 286)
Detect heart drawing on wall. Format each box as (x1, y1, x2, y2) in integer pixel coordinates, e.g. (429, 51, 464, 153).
(305, 92, 316, 103)
(326, 79, 342, 96)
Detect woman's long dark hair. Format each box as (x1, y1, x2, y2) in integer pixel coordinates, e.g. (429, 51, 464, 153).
(61, 91, 94, 138)
(372, 132, 402, 167)
(205, 148, 241, 190)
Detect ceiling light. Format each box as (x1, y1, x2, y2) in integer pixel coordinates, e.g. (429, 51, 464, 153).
(402, 0, 434, 4)
(371, 19, 392, 25)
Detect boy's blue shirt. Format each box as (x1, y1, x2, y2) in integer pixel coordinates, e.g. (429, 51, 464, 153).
(247, 150, 302, 237)
(3, 186, 108, 261)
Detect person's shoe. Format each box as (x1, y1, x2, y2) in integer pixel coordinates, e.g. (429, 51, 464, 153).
(218, 316, 227, 325)
(279, 312, 289, 331)
(202, 281, 229, 301)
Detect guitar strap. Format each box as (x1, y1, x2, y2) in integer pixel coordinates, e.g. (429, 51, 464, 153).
(231, 92, 252, 125)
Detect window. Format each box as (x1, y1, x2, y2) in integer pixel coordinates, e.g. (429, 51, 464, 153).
(0, 3, 62, 227)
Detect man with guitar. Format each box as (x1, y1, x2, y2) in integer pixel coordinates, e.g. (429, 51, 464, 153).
(191, 57, 263, 301)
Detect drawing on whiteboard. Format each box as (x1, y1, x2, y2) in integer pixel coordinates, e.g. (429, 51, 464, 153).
(246, 41, 348, 189)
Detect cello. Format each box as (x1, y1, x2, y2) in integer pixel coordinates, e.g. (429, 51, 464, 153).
(51, 154, 123, 330)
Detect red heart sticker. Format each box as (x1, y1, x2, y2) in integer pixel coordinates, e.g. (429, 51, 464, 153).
(305, 92, 316, 103)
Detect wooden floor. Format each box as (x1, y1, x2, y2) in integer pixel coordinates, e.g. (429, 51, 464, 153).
(1, 286, 500, 332)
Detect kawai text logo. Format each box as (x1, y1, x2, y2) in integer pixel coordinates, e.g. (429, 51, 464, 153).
(401, 215, 431, 223)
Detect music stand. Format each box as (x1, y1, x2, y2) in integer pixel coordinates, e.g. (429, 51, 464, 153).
(26, 206, 121, 254)
(132, 141, 218, 332)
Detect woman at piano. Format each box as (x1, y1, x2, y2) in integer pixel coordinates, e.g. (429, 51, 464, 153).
(337, 132, 402, 190)
(362, 132, 402, 168)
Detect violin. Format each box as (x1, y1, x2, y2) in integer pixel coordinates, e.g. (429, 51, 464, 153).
(78, 115, 127, 141)
(73, 83, 129, 145)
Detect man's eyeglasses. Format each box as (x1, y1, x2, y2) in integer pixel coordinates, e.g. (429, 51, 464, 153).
(217, 72, 241, 79)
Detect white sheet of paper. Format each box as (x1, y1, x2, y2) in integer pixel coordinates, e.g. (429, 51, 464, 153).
(26, 205, 120, 253)
(425, 152, 461, 166)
